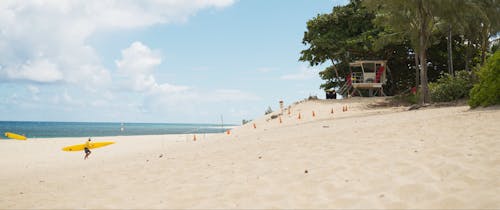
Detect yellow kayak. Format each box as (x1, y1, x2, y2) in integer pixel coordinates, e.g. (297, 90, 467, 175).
(62, 141, 115, 152)
(4, 132, 27, 140)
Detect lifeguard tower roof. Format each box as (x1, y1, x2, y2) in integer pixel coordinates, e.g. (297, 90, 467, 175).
(349, 60, 387, 66)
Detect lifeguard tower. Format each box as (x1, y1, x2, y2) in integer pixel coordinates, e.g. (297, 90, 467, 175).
(339, 60, 389, 97)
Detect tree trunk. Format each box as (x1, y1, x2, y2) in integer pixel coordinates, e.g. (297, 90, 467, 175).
(418, 2, 430, 104)
(481, 40, 488, 65)
(465, 40, 470, 72)
(447, 24, 454, 76)
(330, 59, 341, 87)
(330, 60, 340, 80)
(419, 43, 429, 104)
(414, 52, 420, 88)
(480, 24, 489, 65)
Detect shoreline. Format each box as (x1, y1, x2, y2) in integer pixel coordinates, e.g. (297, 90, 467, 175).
(14, 132, 227, 141)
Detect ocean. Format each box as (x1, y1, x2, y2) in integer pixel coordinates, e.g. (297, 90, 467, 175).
(0, 121, 231, 139)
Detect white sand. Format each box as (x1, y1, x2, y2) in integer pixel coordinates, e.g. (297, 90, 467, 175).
(1, 98, 499, 209)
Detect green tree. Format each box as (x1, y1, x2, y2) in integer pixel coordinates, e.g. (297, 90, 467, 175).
(301, 0, 494, 97)
(426, 33, 473, 81)
(435, 0, 474, 76)
(459, 7, 484, 72)
(469, 50, 500, 107)
(475, 0, 500, 64)
(438, 0, 500, 71)
(364, 0, 456, 104)
(492, 38, 500, 53)
(300, 0, 382, 90)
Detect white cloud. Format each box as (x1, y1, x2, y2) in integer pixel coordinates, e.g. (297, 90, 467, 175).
(85, 41, 258, 119)
(157, 83, 191, 93)
(116, 42, 162, 75)
(68, 65, 112, 92)
(27, 85, 40, 94)
(280, 66, 320, 80)
(209, 89, 261, 101)
(137, 87, 261, 123)
(115, 41, 190, 93)
(62, 90, 73, 104)
(90, 100, 110, 108)
(146, 88, 260, 109)
(257, 67, 275, 73)
(6, 59, 63, 83)
(0, 0, 270, 123)
(0, 0, 235, 86)
(26, 85, 40, 101)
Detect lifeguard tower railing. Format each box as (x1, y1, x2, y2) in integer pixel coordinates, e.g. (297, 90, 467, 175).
(339, 60, 388, 97)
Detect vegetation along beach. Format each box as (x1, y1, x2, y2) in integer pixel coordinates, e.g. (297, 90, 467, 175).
(1, 0, 499, 209)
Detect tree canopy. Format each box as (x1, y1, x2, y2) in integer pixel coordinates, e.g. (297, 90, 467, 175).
(301, 0, 500, 103)
(300, 0, 380, 89)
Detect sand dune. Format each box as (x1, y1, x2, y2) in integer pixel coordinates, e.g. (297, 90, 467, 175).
(1, 98, 499, 209)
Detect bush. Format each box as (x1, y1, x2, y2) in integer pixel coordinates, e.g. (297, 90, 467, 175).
(429, 71, 473, 102)
(407, 91, 420, 104)
(264, 106, 273, 115)
(392, 90, 419, 105)
(469, 50, 500, 108)
(307, 95, 319, 100)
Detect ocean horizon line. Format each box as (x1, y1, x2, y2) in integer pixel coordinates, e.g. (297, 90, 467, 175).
(0, 120, 238, 126)
(0, 121, 237, 139)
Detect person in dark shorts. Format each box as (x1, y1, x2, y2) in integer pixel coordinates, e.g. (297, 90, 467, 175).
(84, 138, 92, 160)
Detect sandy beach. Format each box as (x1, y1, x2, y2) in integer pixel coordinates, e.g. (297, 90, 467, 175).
(1, 98, 499, 209)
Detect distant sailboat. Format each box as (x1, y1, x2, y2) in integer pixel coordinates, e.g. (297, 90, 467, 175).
(120, 122, 124, 132)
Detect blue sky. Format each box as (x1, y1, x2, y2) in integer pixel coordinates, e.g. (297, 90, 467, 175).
(0, 0, 348, 124)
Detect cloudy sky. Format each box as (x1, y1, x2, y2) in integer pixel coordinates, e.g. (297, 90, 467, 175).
(0, 0, 347, 124)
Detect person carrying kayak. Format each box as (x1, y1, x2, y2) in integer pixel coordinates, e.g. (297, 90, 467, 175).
(84, 138, 92, 160)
